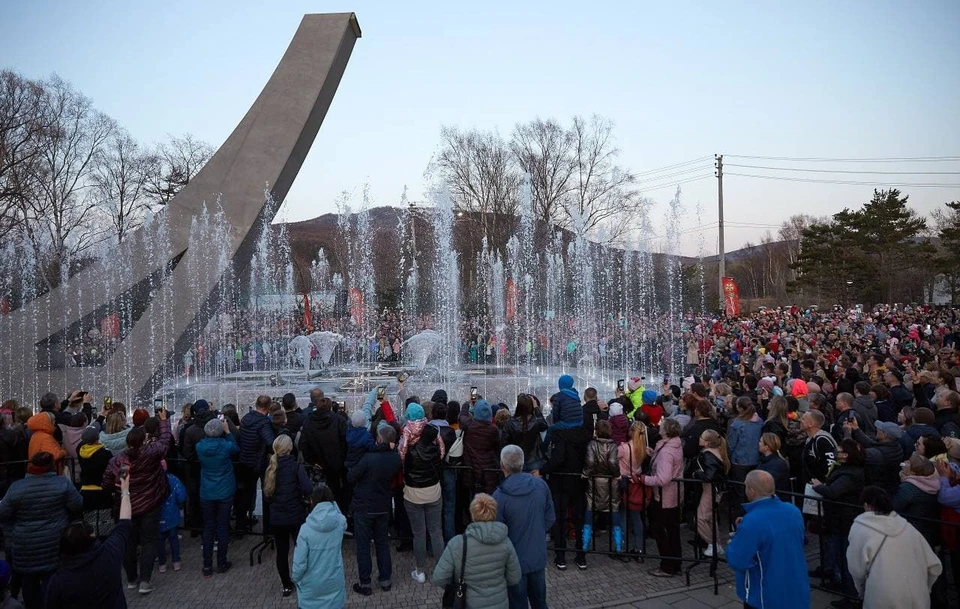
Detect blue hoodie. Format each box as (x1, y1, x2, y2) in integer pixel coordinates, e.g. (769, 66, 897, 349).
(493, 472, 556, 574)
(159, 473, 187, 533)
(726, 496, 810, 609)
(345, 425, 383, 470)
(292, 501, 347, 609)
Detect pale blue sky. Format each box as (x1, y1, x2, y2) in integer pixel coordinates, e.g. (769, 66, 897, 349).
(2, 0, 959, 254)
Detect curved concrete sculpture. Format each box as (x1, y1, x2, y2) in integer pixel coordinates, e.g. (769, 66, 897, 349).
(0, 13, 361, 406)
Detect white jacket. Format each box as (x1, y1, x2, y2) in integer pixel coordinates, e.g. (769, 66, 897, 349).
(846, 511, 941, 609)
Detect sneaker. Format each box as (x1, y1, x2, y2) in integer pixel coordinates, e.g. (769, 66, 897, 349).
(648, 569, 676, 578)
(352, 583, 373, 596)
(282, 586, 293, 597)
(217, 561, 233, 575)
(704, 544, 724, 557)
(410, 569, 426, 584)
(554, 558, 567, 571)
(202, 568, 213, 578)
(138, 581, 154, 595)
(158, 564, 167, 574)
(172, 561, 182, 572)
(126, 581, 138, 590)
(575, 556, 587, 570)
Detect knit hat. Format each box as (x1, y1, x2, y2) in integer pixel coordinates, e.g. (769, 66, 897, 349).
(0, 560, 10, 589)
(81, 426, 100, 445)
(204, 418, 224, 437)
(609, 402, 624, 417)
(350, 411, 367, 427)
(558, 374, 575, 391)
(192, 399, 210, 413)
(430, 389, 448, 405)
(405, 403, 425, 422)
(641, 389, 658, 405)
(474, 399, 493, 423)
(875, 421, 903, 440)
(132, 408, 150, 427)
(791, 380, 809, 398)
(627, 377, 643, 392)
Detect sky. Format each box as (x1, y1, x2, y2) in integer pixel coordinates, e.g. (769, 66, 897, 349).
(2, 0, 959, 256)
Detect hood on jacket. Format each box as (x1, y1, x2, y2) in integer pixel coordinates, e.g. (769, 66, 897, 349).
(904, 472, 941, 495)
(465, 520, 509, 545)
(428, 418, 450, 428)
(854, 395, 877, 413)
(78, 442, 105, 459)
(307, 408, 338, 430)
(27, 413, 55, 435)
(305, 501, 344, 534)
(853, 510, 909, 537)
(497, 472, 538, 498)
(100, 426, 132, 451)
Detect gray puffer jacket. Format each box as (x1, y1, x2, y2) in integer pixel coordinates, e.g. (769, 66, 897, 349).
(433, 521, 521, 609)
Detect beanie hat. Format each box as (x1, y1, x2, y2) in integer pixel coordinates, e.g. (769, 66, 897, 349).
(192, 399, 210, 413)
(627, 377, 643, 392)
(609, 402, 624, 417)
(405, 403, 425, 422)
(132, 408, 150, 427)
(791, 380, 809, 398)
(204, 418, 224, 437)
(81, 426, 100, 445)
(558, 374, 575, 391)
(430, 389, 448, 405)
(0, 560, 11, 589)
(474, 399, 493, 423)
(350, 411, 367, 428)
(641, 389, 658, 405)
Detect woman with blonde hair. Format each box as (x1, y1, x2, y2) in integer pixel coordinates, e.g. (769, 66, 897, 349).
(264, 434, 312, 597)
(756, 432, 791, 496)
(618, 421, 651, 560)
(691, 429, 730, 557)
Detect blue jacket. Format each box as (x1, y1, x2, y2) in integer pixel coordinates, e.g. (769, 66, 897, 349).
(159, 473, 187, 533)
(196, 434, 239, 502)
(347, 447, 402, 514)
(728, 418, 763, 466)
(0, 472, 83, 573)
(292, 501, 347, 608)
(345, 425, 384, 470)
(493, 472, 556, 574)
(726, 496, 809, 609)
(265, 455, 312, 527)
(239, 411, 275, 472)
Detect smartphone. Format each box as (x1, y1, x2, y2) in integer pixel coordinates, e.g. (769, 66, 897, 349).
(153, 399, 164, 414)
(616, 379, 625, 391)
(338, 400, 347, 412)
(397, 372, 409, 383)
(470, 387, 478, 401)
(376, 386, 386, 400)
(663, 375, 669, 385)
(217, 413, 224, 421)
(119, 463, 129, 480)
(104, 396, 112, 409)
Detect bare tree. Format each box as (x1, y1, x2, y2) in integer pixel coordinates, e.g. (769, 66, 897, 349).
(511, 118, 573, 230)
(93, 127, 156, 244)
(564, 115, 644, 241)
(146, 133, 213, 206)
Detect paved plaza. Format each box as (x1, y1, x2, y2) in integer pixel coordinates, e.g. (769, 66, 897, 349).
(117, 527, 841, 609)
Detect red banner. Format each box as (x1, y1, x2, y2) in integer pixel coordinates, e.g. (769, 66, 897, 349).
(101, 313, 120, 338)
(302, 292, 313, 331)
(505, 279, 518, 321)
(348, 288, 364, 326)
(0, 298, 9, 315)
(722, 277, 741, 317)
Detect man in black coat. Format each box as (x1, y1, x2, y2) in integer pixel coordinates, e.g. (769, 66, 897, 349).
(180, 399, 218, 530)
(281, 393, 304, 437)
(581, 387, 608, 437)
(544, 417, 590, 571)
(238, 395, 276, 532)
(299, 398, 348, 511)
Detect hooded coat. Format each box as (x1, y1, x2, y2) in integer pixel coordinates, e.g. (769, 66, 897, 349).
(893, 473, 941, 546)
(27, 413, 66, 465)
(432, 521, 522, 609)
(298, 408, 347, 475)
(102, 418, 172, 517)
(493, 473, 555, 573)
(194, 433, 239, 502)
(846, 511, 942, 609)
(852, 395, 878, 435)
(292, 501, 347, 609)
(44, 520, 130, 609)
(813, 464, 865, 535)
(851, 428, 902, 494)
(462, 419, 501, 494)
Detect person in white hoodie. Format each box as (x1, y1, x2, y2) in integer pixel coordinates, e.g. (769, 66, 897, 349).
(846, 486, 941, 609)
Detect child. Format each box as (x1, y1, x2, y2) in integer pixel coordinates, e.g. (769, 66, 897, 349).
(608, 401, 630, 445)
(690, 429, 729, 557)
(546, 374, 583, 443)
(345, 411, 384, 470)
(640, 392, 664, 425)
(158, 464, 187, 572)
(582, 420, 623, 555)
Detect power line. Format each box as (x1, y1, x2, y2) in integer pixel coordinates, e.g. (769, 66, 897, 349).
(725, 163, 960, 175)
(635, 164, 714, 184)
(635, 156, 713, 177)
(725, 154, 960, 163)
(725, 172, 960, 188)
(638, 173, 714, 192)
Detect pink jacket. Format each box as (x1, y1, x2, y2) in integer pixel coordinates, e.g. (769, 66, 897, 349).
(617, 442, 644, 479)
(642, 436, 683, 508)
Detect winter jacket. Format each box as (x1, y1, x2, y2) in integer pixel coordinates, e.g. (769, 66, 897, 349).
(874, 399, 895, 423)
(726, 496, 809, 609)
(691, 449, 726, 485)
(803, 430, 838, 482)
(284, 408, 305, 437)
(0, 472, 83, 573)
(581, 400, 608, 436)
(850, 428, 902, 494)
(852, 395, 878, 435)
(728, 417, 762, 466)
(682, 417, 723, 460)
(432, 521, 522, 609)
(545, 424, 590, 496)
(26, 413, 66, 466)
(77, 442, 112, 489)
(59, 425, 84, 470)
(889, 384, 914, 413)
(0, 427, 26, 491)
(900, 423, 940, 458)
(266, 455, 312, 527)
(298, 409, 347, 476)
(934, 406, 960, 439)
(583, 437, 620, 512)
(846, 511, 942, 609)
(159, 473, 186, 532)
(502, 415, 547, 468)
(462, 419, 501, 494)
(239, 411, 275, 473)
(830, 408, 866, 445)
(345, 425, 382, 470)
(292, 501, 346, 609)
(641, 403, 664, 425)
(429, 419, 457, 463)
(493, 473, 555, 573)
(102, 418, 172, 516)
(756, 453, 791, 496)
(404, 424, 442, 489)
(760, 419, 787, 447)
(45, 520, 130, 609)
(180, 410, 217, 461)
(549, 389, 582, 427)
(608, 414, 630, 445)
(99, 427, 132, 455)
(642, 436, 683, 508)
(813, 464, 864, 535)
(195, 433, 239, 502)
(347, 447, 402, 514)
(893, 474, 941, 546)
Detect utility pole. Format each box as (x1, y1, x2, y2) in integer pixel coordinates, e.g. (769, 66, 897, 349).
(716, 154, 724, 310)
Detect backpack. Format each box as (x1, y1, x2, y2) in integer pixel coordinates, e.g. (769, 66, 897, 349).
(445, 429, 464, 463)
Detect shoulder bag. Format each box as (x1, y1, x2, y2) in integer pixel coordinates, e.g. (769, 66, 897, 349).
(453, 534, 468, 609)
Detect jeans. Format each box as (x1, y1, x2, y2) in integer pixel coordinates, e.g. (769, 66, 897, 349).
(619, 507, 645, 552)
(125, 506, 161, 584)
(440, 468, 457, 543)
(355, 511, 392, 587)
(157, 527, 181, 565)
(405, 497, 444, 571)
(824, 533, 856, 596)
(202, 498, 233, 569)
(272, 524, 301, 588)
(19, 571, 53, 609)
(508, 569, 548, 609)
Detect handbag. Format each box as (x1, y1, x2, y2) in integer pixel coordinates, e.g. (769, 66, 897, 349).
(627, 477, 653, 510)
(443, 534, 468, 608)
(446, 429, 465, 461)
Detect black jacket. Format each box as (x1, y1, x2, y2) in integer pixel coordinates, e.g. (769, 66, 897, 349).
(756, 452, 791, 496)
(934, 407, 960, 439)
(850, 428, 902, 494)
(813, 464, 864, 534)
(45, 520, 130, 609)
(582, 400, 609, 436)
(690, 450, 726, 484)
(0, 426, 26, 490)
(761, 419, 788, 447)
(874, 399, 895, 424)
(347, 447, 402, 514)
(545, 424, 590, 495)
(892, 480, 940, 546)
(299, 409, 347, 475)
(182, 410, 217, 461)
(265, 454, 311, 527)
(77, 443, 113, 488)
(239, 411, 276, 472)
(461, 420, 501, 494)
(404, 424, 443, 488)
(802, 431, 837, 483)
(503, 415, 548, 466)
(284, 408, 305, 438)
(829, 409, 864, 445)
(682, 418, 724, 460)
